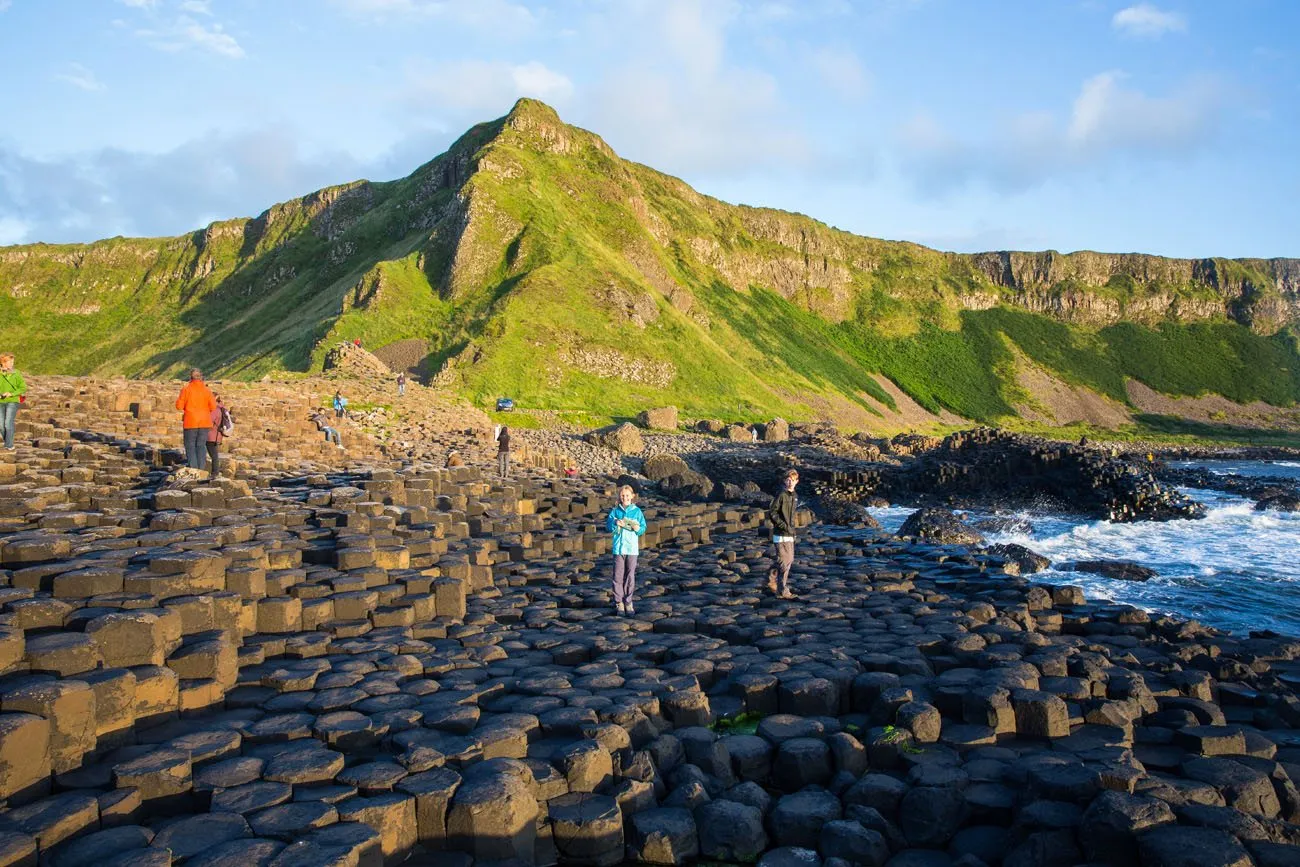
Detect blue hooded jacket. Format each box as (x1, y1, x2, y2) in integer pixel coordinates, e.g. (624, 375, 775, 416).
(606, 503, 647, 556)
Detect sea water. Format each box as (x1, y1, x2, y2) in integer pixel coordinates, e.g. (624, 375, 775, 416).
(866, 460, 1300, 637)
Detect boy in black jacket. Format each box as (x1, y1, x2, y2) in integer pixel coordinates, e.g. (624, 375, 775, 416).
(767, 468, 800, 598)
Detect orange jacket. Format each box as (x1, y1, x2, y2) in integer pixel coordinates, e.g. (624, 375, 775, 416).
(175, 380, 217, 429)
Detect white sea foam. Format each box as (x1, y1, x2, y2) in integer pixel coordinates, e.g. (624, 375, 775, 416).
(867, 461, 1300, 636)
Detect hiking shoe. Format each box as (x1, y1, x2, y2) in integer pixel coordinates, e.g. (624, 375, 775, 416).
(626, 603, 636, 615)
(779, 590, 797, 600)
(615, 602, 627, 616)
(766, 575, 778, 595)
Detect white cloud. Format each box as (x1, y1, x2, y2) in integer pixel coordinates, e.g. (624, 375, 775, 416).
(810, 46, 871, 101)
(1067, 70, 1215, 149)
(118, 0, 159, 8)
(179, 0, 212, 14)
(0, 126, 433, 244)
(898, 70, 1224, 195)
(136, 15, 245, 58)
(1111, 4, 1187, 38)
(404, 60, 573, 113)
(54, 63, 107, 93)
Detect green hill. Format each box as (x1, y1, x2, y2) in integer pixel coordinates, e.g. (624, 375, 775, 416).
(2, 98, 1298, 430)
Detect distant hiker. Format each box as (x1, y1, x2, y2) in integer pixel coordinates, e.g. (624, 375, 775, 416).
(497, 426, 511, 478)
(175, 368, 217, 471)
(766, 468, 800, 599)
(333, 391, 348, 419)
(396, 372, 406, 396)
(309, 411, 343, 448)
(565, 466, 579, 478)
(207, 396, 234, 478)
(606, 484, 647, 616)
(0, 352, 26, 451)
(353, 338, 362, 348)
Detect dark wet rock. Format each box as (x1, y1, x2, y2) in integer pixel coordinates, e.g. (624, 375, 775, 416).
(1256, 491, 1300, 512)
(985, 543, 1051, 575)
(897, 509, 985, 546)
(1072, 560, 1159, 581)
(898, 786, 967, 848)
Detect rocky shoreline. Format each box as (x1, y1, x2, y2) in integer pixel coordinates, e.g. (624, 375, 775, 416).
(2, 391, 1300, 866)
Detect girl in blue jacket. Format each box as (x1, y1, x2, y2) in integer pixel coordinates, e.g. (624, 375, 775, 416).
(606, 484, 647, 615)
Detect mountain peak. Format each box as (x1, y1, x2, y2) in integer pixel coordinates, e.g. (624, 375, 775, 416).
(505, 97, 563, 125)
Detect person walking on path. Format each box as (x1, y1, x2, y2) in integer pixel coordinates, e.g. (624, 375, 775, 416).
(497, 425, 511, 478)
(766, 468, 800, 599)
(0, 353, 27, 451)
(606, 484, 647, 616)
(333, 391, 348, 419)
(309, 411, 344, 448)
(175, 368, 217, 471)
(206, 396, 233, 478)
(396, 372, 406, 396)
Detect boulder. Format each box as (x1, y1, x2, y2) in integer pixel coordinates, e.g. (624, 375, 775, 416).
(584, 423, 644, 455)
(636, 407, 679, 430)
(644, 454, 691, 482)
(897, 509, 985, 546)
(696, 419, 726, 434)
(659, 471, 714, 502)
(763, 418, 790, 442)
(725, 424, 753, 443)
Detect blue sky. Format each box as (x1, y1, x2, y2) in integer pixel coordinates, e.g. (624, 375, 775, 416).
(0, 0, 1296, 258)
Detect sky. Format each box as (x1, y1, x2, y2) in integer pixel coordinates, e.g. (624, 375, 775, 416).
(0, 0, 1296, 258)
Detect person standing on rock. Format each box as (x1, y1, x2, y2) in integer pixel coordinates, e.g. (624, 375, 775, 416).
(333, 391, 347, 419)
(206, 396, 233, 478)
(175, 368, 217, 471)
(606, 484, 647, 616)
(0, 353, 26, 450)
(396, 372, 406, 396)
(497, 426, 511, 478)
(766, 468, 800, 599)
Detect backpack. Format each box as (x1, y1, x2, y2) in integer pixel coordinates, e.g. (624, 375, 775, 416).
(218, 407, 234, 437)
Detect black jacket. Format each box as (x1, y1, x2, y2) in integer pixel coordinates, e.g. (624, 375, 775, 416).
(768, 490, 797, 537)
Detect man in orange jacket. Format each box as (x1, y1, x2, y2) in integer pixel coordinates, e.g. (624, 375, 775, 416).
(176, 368, 218, 471)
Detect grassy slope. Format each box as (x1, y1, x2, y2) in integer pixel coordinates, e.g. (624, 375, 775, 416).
(0, 99, 1297, 434)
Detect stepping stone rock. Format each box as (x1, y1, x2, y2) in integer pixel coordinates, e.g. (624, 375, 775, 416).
(695, 800, 767, 862)
(151, 813, 251, 860)
(628, 807, 698, 866)
(770, 789, 843, 850)
(1137, 825, 1253, 867)
(1079, 791, 1176, 866)
(548, 793, 624, 867)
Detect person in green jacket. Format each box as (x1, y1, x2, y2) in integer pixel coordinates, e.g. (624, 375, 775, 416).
(0, 353, 26, 450)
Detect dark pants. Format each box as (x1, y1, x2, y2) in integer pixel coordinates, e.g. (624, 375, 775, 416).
(0, 402, 17, 449)
(323, 427, 341, 445)
(335, 408, 344, 418)
(183, 427, 209, 470)
(206, 442, 220, 478)
(613, 554, 638, 605)
(498, 452, 509, 478)
(768, 540, 794, 594)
